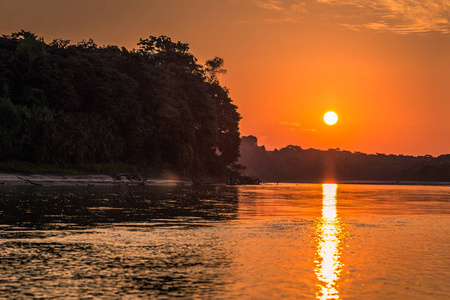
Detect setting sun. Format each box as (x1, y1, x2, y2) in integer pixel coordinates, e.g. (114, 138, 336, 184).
(324, 111, 338, 125)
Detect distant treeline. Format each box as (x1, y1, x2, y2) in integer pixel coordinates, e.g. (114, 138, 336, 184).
(0, 31, 241, 176)
(239, 136, 450, 182)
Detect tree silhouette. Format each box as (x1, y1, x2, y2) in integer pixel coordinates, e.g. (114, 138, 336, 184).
(0, 31, 241, 177)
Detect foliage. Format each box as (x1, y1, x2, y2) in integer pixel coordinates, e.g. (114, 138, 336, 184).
(0, 31, 241, 176)
(239, 136, 450, 182)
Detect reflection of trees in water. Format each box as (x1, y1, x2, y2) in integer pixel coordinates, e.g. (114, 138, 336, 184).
(0, 236, 235, 298)
(0, 186, 238, 298)
(0, 186, 239, 230)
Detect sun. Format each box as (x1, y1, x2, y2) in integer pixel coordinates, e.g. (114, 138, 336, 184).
(324, 111, 338, 125)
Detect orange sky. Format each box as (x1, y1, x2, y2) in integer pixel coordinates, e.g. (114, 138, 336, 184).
(1, 0, 449, 156)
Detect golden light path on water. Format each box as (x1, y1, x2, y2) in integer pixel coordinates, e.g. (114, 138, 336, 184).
(315, 183, 343, 299)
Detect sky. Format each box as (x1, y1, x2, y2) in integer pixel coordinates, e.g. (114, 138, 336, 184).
(1, 0, 449, 156)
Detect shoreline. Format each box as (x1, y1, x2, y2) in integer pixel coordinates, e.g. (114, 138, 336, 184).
(0, 173, 449, 187)
(261, 180, 450, 187)
(0, 173, 193, 187)
(337, 180, 450, 186)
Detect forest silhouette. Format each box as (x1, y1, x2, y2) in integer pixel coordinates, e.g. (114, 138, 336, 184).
(0, 31, 241, 177)
(239, 136, 450, 182)
(1, 31, 448, 182)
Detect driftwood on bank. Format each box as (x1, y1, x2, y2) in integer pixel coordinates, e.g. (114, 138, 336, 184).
(115, 173, 148, 185)
(17, 176, 43, 186)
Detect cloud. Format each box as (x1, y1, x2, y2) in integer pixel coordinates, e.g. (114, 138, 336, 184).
(265, 17, 298, 23)
(280, 122, 317, 132)
(280, 121, 302, 127)
(291, 2, 308, 12)
(242, 0, 450, 34)
(243, 0, 310, 13)
(251, 0, 284, 10)
(339, 0, 450, 34)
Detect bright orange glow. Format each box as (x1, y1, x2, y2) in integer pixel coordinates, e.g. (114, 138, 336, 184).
(315, 184, 342, 299)
(324, 112, 338, 125)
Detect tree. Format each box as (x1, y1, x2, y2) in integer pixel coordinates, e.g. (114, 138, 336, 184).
(0, 31, 242, 177)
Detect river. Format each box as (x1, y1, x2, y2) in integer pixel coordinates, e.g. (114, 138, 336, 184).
(0, 183, 449, 299)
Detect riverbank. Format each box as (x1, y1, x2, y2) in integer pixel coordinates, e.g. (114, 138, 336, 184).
(1, 173, 448, 187)
(261, 180, 450, 186)
(0, 173, 193, 187)
(337, 180, 450, 186)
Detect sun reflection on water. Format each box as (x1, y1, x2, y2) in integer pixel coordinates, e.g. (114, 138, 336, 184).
(315, 183, 343, 299)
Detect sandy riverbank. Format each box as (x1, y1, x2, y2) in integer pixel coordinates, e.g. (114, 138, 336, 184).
(1, 174, 448, 187)
(0, 173, 193, 187)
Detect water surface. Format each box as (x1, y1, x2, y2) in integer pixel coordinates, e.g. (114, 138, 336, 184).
(0, 184, 449, 299)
